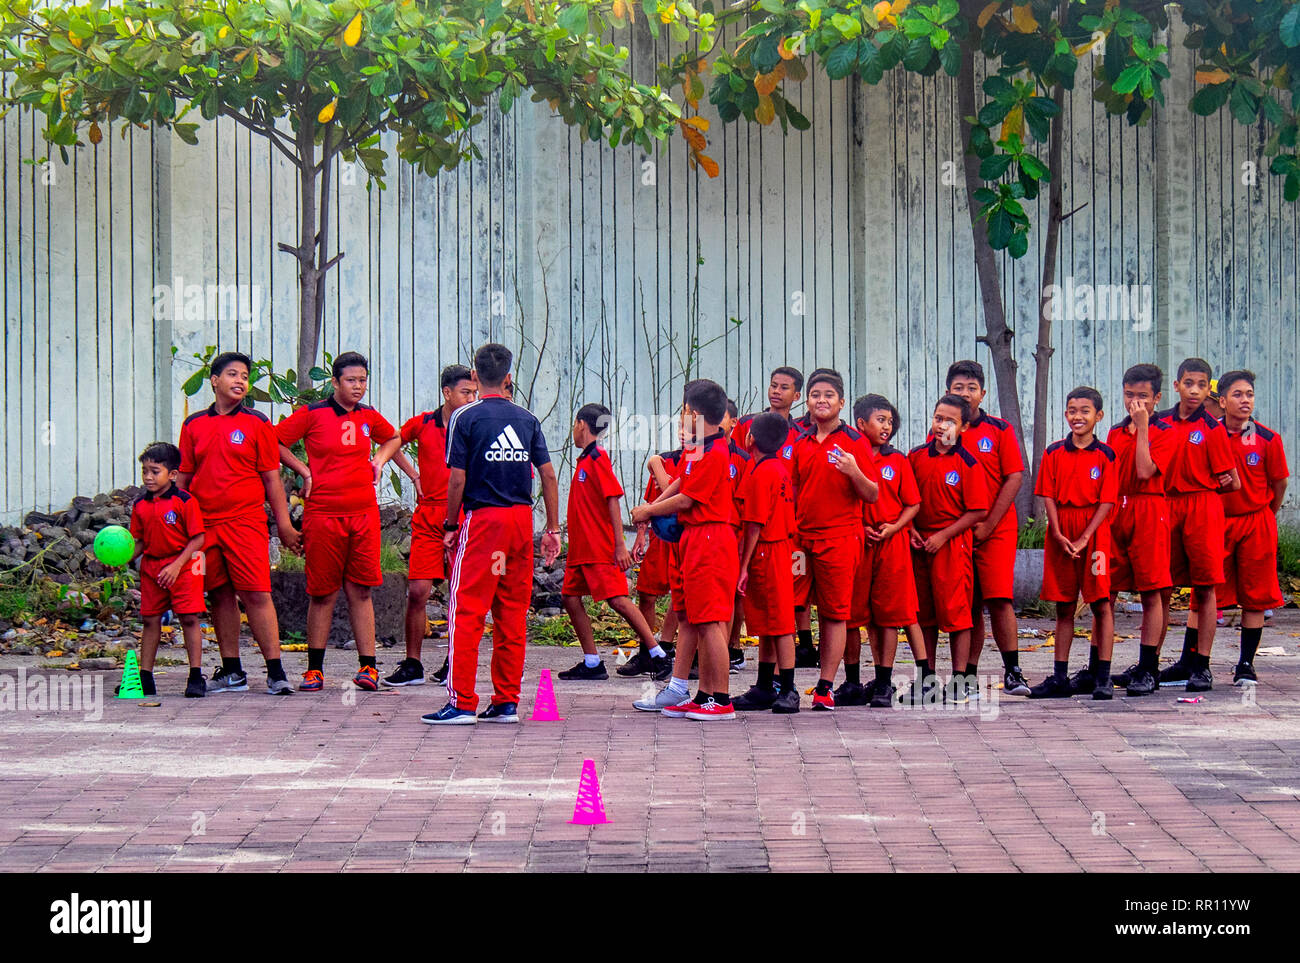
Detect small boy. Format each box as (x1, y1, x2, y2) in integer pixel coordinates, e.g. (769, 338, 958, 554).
(1212, 370, 1289, 685)
(626, 445, 684, 676)
(558, 404, 670, 681)
(846, 395, 932, 708)
(1106, 364, 1177, 696)
(383, 364, 478, 687)
(790, 371, 880, 711)
(730, 366, 804, 460)
(631, 380, 740, 720)
(129, 443, 207, 698)
(732, 412, 800, 713)
(1029, 387, 1118, 699)
(908, 395, 991, 701)
(1153, 358, 1240, 692)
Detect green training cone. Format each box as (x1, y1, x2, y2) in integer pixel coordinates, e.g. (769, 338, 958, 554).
(93, 524, 135, 567)
(117, 650, 144, 699)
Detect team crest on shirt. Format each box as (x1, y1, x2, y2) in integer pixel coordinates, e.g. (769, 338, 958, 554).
(578, 469, 587, 482)
(361, 423, 371, 437)
(163, 510, 179, 525)
(1247, 452, 1261, 466)
(978, 437, 994, 453)
(782, 445, 793, 459)
(881, 466, 896, 481)
(1090, 466, 1101, 480)
(729, 464, 737, 479)
(944, 471, 959, 486)
(1189, 430, 1203, 445)
(229, 429, 245, 445)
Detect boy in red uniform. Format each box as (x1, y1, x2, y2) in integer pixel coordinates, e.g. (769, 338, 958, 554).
(631, 379, 739, 720)
(944, 361, 1029, 696)
(129, 443, 207, 698)
(177, 352, 299, 695)
(790, 371, 880, 711)
(558, 404, 670, 681)
(1207, 370, 1288, 686)
(732, 412, 800, 713)
(382, 364, 477, 687)
(909, 395, 991, 701)
(1152, 358, 1241, 693)
(626, 445, 684, 676)
(1029, 388, 1118, 699)
(730, 366, 804, 459)
(843, 395, 932, 708)
(276, 352, 415, 692)
(1106, 364, 1177, 696)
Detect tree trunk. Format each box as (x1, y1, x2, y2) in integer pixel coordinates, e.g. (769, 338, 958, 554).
(956, 26, 1032, 523)
(294, 114, 320, 390)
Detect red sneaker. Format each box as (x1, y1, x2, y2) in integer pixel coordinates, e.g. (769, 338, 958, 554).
(353, 666, 379, 691)
(811, 690, 835, 711)
(660, 696, 698, 718)
(300, 669, 324, 692)
(685, 697, 736, 721)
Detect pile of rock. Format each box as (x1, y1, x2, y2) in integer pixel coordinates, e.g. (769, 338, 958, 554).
(0, 490, 142, 581)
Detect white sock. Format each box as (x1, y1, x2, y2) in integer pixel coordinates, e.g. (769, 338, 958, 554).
(649, 645, 666, 659)
(667, 676, 689, 695)
(583, 653, 601, 668)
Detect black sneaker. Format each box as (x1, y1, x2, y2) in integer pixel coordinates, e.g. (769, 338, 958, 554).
(1028, 675, 1074, 698)
(558, 660, 608, 681)
(1232, 662, 1257, 686)
(649, 654, 674, 682)
(616, 649, 651, 676)
(902, 677, 941, 707)
(1126, 668, 1157, 696)
(478, 702, 520, 724)
(1091, 677, 1114, 700)
(208, 667, 249, 694)
(732, 685, 778, 711)
(431, 658, 450, 684)
(729, 649, 746, 673)
(1112, 663, 1139, 688)
(1003, 665, 1031, 696)
(832, 680, 869, 706)
(382, 658, 425, 687)
(1069, 668, 1096, 695)
(1186, 667, 1213, 693)
(793, 643, 819, 668)
(772, 688, 801, 713)
(184, 675, 207, 698)
(1158, 659, 1193, 686)
(870, 681, 895, 708)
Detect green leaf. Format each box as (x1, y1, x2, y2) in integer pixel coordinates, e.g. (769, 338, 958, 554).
(902, 36, 932, 71)
(1008, 228, 1028, 258)
(1112, 64, 1147, 95)
(1019, 153, 1047, 180)
(980, 153, 1013, 180)
(986, 208, 1013, 249)
(967, 124, 993, 158)
(1287, 171, 1300, 203)
(939, 39, 960, 77)
(824, 41, 859, 80)
(786, 102, 811, 130)
(1189, 82, 1231, 116)
(181, 370, 207, 396)
(1229, 84, 1259, 125)
(557, 4, 590, 37)
(1282, 6, 1300, 47)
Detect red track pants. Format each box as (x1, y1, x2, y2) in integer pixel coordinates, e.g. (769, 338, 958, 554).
(446, 504, 534, 712)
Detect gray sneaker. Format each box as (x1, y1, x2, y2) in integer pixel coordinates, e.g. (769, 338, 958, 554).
(209, 668, 249, 694)
(634, 685, 691, 712)
(266, 676, 295, 696)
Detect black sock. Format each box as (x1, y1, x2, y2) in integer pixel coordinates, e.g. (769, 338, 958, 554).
(798, 628, 813, 649)
(692, 691, 706, 705)
(188, 667, 203, 682)
(359, 655, 377, 669)
(139, 670, 156, 696)
(1138, 644, 1159, 674)
(713, 692, 731, 706)
(1088, 646, 1099, 675)
(966, 657, 978, 677)
(1095, 659, 1112, 685)
(222, 656, 243, 674)
(1181, 627, 1198, 661)
(265, 658, 285, 682)
(778, 667, 795, 693)
(875, 665, 893, 687)
(1194, 652, 1211, 671)
(638, 641, 650, 656)
(916, 658, 931, 676)
(757, 660, 776, 690)
(815, 679, 832, 695)
(1240, 626, 1262, 665)
(1054, 660, 1069, 681)
(845, 662, 860, 685)
(308, 648, 325, 672)
(1001, 649, 1019, 670)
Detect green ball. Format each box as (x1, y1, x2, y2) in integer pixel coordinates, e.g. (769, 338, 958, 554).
(93, 525, 135, 567)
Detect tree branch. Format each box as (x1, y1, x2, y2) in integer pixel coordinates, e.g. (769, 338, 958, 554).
(220, 104, 298, 164)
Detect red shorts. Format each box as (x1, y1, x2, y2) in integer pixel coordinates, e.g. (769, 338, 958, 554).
(972, 510, 1017, 601)
(1042, 505, 1113, 604)
(202, 513, 271, 593)
(678, 523, 739, 624)
(1168, 491, 1226, 587)
(408, 502, 449, 581)
(868, 529, 920, 628)
(636, 534, 671, 597)
(140, 554, 207, 617)
(562, 561, 630, 601)
(793, 530, 863, 622)
(302, 507, 382, 596)
(1219, 509, 1283, 610)
(912, 531, 974, 632)
(742, 538, 796, 636)
(1110, 494, 1171, 592)
(848, 541, 875, 630)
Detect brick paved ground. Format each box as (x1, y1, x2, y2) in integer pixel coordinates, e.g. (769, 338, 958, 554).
(2, 611, 1300, 872)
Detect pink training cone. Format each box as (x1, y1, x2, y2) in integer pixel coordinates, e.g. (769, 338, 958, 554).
(529, 668, 564, 722)
(569, 759, 609, 825)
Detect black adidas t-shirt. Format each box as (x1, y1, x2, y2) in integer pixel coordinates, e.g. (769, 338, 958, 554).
(446, 394, 552, 510)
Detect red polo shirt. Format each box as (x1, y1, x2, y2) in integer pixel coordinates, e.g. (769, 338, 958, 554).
(867, 445, 920, 526)
(1034, 436, 1118, 508)
(1106, 415, 1178, 497)
(908, 438, 992, 533)
(730, 411, 801, 462)
(1155, 404, 1235, 495)
(178, 403, 279, 523)
(790, 421, 876, 539)
(738, 455, 795, 541)
(679, 434, 733, 526)
(962, 410, 1025, 503)
(274, 396, 396, 515)
(130, 484, 205, 559)
(728, 439, 751, 526)
(566, 443, 625, 564)
(400, 407, 452, 508)
(1221, 419, 1289, 516)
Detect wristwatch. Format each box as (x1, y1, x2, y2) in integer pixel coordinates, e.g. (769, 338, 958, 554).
(444, 520, 460, 532)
